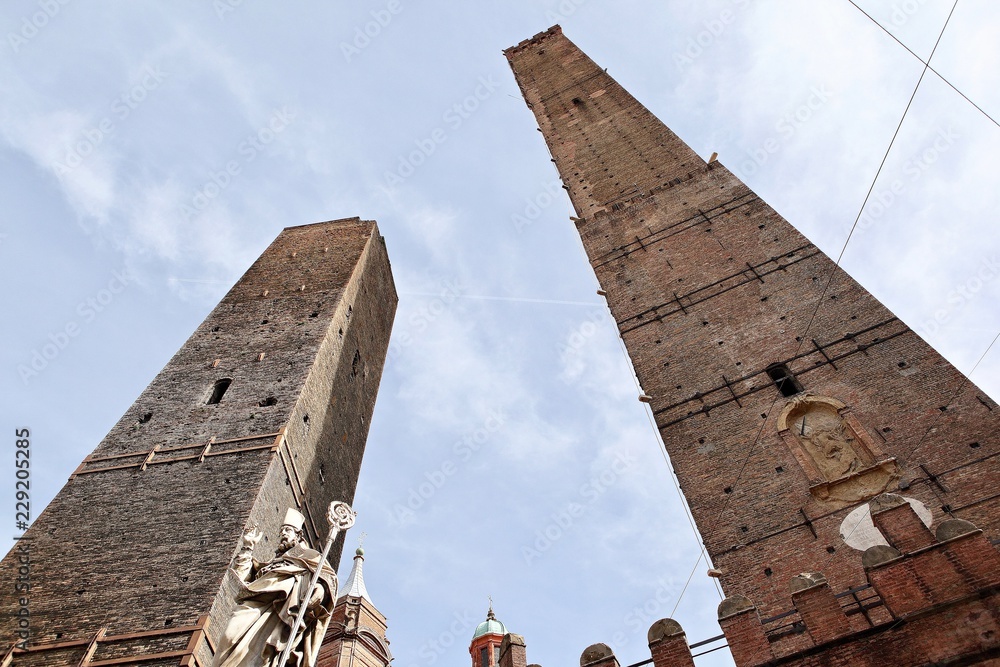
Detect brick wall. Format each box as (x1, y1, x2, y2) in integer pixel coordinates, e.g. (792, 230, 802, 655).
(506, 26, 1000, 620)
(0, 218, 397, 665)
(556, 497, 1000, 667)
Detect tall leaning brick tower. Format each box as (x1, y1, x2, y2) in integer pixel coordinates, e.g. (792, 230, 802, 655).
(505, 25, 1000, 628)
(0, 218, 396, 665)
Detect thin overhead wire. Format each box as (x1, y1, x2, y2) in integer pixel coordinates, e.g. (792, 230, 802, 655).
(846, 0, 999, 130)
(903, 330, 1000, 464)
(838, 327, 999, 546)
(672, 0, 961, 611)
(566, 211, 722, 605)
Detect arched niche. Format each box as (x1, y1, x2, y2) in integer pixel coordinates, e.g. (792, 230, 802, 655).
(777, 394, 897, 507)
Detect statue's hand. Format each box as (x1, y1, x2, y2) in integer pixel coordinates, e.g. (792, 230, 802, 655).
(240, 525, 263, 551)
(308, 586, 324, 609)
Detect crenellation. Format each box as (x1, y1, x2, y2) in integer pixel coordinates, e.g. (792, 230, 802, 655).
(578, 643, 618, 667)
(499, 634, 527, 667)
(647, 619, 695, 667)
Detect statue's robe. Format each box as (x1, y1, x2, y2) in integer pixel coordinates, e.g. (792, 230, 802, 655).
(215, 545, 337, 667)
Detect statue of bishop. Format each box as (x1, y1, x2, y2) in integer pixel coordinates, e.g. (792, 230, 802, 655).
(215, 508, 337, 667)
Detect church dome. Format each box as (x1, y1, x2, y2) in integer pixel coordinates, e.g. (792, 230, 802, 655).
(472, 607, 506, 639)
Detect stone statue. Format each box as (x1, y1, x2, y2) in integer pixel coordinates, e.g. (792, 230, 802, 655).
(215, 508, 337, 667)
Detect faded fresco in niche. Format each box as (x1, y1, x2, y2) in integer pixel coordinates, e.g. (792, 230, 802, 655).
(788, 400, 867, 480)
(777, 395, 897, 506)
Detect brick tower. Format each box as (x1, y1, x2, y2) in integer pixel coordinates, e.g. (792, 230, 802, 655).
(0, 218, 396, 665)
(505, 26, 1000, 664)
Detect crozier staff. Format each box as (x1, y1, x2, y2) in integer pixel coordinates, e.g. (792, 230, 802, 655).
(215, 508, 337, 667)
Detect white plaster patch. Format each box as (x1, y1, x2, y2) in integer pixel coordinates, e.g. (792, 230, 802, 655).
(839, 497, 932, 551)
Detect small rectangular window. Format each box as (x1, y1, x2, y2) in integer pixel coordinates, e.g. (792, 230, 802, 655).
(481, 647, 488, 667)
(207, 378, 232, 404)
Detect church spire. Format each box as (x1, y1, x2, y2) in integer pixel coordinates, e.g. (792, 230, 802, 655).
(317, 546, 391, 667)
(339, 547, 373, 604)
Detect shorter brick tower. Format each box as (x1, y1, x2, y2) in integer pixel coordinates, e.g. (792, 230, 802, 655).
(317, 548, 391, 667)
(0, 217, 397, 665)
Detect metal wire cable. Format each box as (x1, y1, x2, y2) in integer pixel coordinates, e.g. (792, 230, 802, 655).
(846, 0, 999, 130)
(671, 0, 961, 617)
(561, 192, 724, 608)
(838, 328, 1000, 546)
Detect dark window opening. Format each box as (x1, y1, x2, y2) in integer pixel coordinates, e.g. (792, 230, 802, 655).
(259, 396, 278, 407)
(480, 647, 488, 667)
(351, 350, 361, 378)
(207, 379, 232, 405)
(137, 412, 153, 424)
(766, 364, 802, 397)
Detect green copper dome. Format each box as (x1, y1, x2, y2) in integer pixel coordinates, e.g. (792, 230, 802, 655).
(472, 608, 506, 639)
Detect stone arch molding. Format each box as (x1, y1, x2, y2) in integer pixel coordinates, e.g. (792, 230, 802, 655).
(777, 394, 898, 507)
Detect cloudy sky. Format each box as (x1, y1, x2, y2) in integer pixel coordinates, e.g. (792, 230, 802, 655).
(2, 2, 999, 666)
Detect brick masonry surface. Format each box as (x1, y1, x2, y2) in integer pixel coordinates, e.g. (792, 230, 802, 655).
(0, 218, 397, 665)
(505, 26, 1000, 618)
